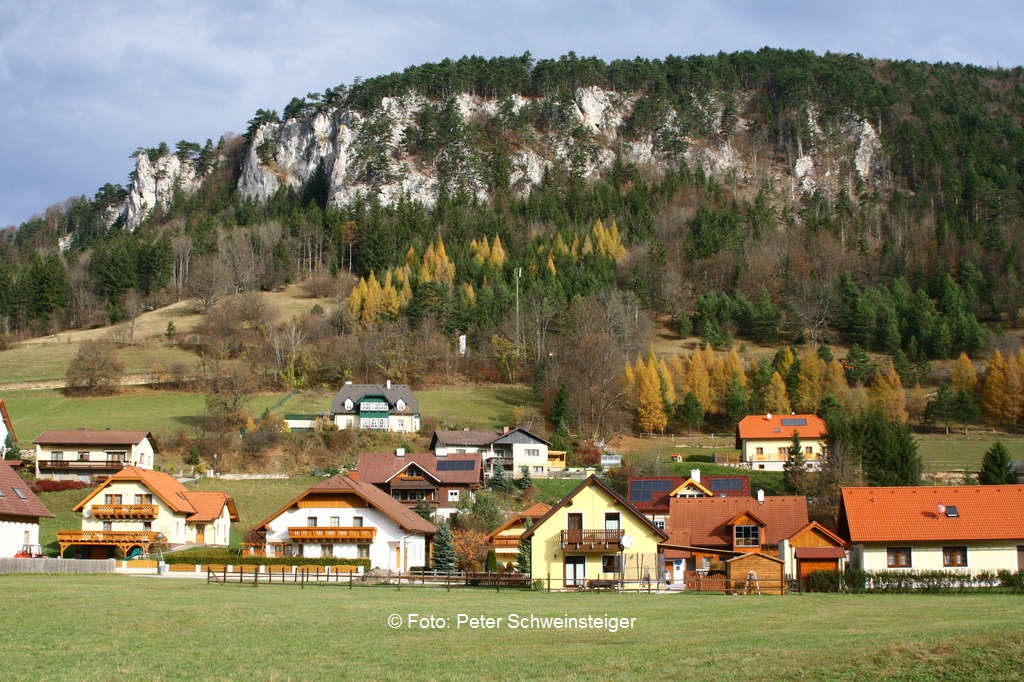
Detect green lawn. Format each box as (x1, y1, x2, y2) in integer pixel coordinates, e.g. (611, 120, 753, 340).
(2, 576, 1022, 680)
(915, 433, 1024, 473)
(416, 384, 539, 429)
(0, 338, 198, 385)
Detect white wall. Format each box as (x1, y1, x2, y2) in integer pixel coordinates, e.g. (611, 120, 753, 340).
(857, 541, 1021, 573)
(263, 505, 427, 570)
(0, 518, 39, 558)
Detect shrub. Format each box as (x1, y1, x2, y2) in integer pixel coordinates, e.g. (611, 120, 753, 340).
(161, 548, 369, 571)
(805, 569, 843, 593)
(32, 480, 88, 493)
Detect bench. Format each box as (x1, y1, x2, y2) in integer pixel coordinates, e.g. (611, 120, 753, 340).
(586, 579, 619, 591)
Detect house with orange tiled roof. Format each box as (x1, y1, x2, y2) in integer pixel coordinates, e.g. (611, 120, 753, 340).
(252, 474, 437, 571)
(34, 429, 157, 483)
(487, 502, 551, 566)
(660, 493, 809, 582)
(59, 467, 238, 558)
(839, 485, 1024, 574)
(628, 470, 752, 529)
(735, 414, 827, 471)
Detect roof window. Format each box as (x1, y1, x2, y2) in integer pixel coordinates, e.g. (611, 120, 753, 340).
(14, 488, 27, 499)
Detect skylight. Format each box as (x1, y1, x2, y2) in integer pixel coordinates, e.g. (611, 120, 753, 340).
(14, 488, 26, 499)
(945, 505, 959, 518)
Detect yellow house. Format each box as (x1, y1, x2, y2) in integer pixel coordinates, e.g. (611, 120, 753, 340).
(522, 476, 667, 590)
(59, 467, 238, 558)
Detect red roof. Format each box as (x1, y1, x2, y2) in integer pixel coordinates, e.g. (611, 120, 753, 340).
(840, 485, 1024, 543)
(736, 414, 827, 441)
(34, 429, 157, 450)
(666, 496, 809, 549)
(356, 452, 482, 486)
(0, 461, 52, 519)
(628, 475, 752, 513)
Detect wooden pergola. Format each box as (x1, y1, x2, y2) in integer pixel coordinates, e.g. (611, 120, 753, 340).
(56, 530, 162, 558)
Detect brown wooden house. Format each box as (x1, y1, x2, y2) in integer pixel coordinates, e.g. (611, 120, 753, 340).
(779, 521, 848, 587)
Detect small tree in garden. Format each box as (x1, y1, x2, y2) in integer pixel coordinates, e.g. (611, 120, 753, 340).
(517, 519, 533, 574)
(432, 522, 456, 573)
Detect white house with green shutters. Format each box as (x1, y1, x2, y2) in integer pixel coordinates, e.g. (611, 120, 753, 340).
(329, 381, 420, 433)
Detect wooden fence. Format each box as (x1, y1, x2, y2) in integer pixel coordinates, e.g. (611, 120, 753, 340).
(204, 566, 533, 590)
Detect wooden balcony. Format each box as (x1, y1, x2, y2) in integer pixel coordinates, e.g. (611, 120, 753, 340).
(89, 504, 158, 519)
(491, 536, 522, 549)
(287, 526, 376, 542)
(560, 529, 625, 551)
(37, 460, 124, 471)
(57, 530, 162, 557)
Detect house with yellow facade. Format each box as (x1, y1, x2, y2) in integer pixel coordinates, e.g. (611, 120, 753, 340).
(60, 467, 238, 558)
(522, 476, 667, 590)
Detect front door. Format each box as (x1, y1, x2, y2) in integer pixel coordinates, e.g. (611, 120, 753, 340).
(196, 524, 205, 543)
(564, 556, 586, 588)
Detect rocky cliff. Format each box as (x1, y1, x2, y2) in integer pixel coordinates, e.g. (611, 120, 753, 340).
(119, 85, 885, 229)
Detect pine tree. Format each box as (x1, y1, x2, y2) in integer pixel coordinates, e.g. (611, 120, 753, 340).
(677, 391, 704, 433)
(516, 466, 533, 491)
(485, 549, 499, 572)
(783, 433, 809, 495)
(432, 522, 457, 573)
(978, 441, 1015, 485)
(723, 372, 750, 425)
(925, 383, 957, 434)
(489, 465, 511, 492)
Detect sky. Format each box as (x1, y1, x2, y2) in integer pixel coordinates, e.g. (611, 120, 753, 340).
(1, 0, 1021, 229)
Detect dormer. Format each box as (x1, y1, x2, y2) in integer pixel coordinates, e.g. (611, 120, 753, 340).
(396, 398, 406, 412)
(344, 398, 354, 411)
(727, 510, 767, 552)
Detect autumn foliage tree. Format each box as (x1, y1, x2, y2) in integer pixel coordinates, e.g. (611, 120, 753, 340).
(65, 338, 124, 395)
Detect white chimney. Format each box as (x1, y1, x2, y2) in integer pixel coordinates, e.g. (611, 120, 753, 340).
(765, 413, 772, 420)
(757, 489, 765, 503)
(386, 379, 392, 390)
(344, 380, 352, 385)
(690, 468, 701, 484)
(396, 447, 405, 457)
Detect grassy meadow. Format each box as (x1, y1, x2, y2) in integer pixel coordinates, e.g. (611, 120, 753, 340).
(3, 575, 1023, 681)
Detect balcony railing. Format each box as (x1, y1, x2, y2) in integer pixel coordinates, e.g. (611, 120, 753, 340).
(89, 504, 158, 519)
(56, 530, 163, 556)
(37, 460, 125, 470)
(560, 529, 625, 551)
(287, 526, 376, 542)
(491, 536, 522, 549)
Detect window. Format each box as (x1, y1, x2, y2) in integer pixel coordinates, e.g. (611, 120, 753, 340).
(104, 494, 123, 505)
(102, 521, 112, 532)
(604, 512, 621, 530)
(321, 544, 333, 558)
(105, 450, 126, 463)
(601, 555, 622, 573)
(887, 547, 912, 568)
(142, 521, 152, 531)
(526, 448, 539, 458)
(653, 519, 666, 530)
(330, 516, 340, 527)
(805, 446, 813, 455)
(0, 488, 5, 498)
(735, 525, 760, 547)
(357, 544, 370, 559)
(533, 466, 544, 474)
(79, 451, 90, 461)
(13, 488, 26, 500)
(447, 489, 460, 502)
(52, 450, 64, 461)
(134, 494, 153, 504)
(307, 517, 318, 527)
(352, 516, 363, 527)
(777, 447, 788, 455)
(943, 546, 967, 567)
(755, 447, 764, 455)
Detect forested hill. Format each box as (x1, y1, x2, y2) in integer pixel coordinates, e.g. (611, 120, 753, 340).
(2, 49, 1023, 379)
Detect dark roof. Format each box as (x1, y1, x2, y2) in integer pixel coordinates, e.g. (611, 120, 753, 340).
(33, 430, 157, 450)
(330, 383, 419, 415)
(356, 452, 482, 486)
(0, 461, 52, 519)
(430, 427, 551, 450)
(521, 475, 668, 542)
(666, 496, 809, 548)
(253, 474, 437, 535)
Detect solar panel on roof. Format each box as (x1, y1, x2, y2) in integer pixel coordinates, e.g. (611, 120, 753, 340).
(710, 478, 742, 491)
(436, 460, 475, 471)
(630, 479, 675, 502)
(781, 418, 808, 427)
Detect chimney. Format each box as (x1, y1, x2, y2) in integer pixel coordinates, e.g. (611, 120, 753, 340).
(396, 447, 405, 457)
(386, 379, 392, 390)
(503, 426, 510, 435)
(757, 489, 765, 503)
(690, 468, 701, 484)
(348, 470, 360, 482)
(765, 413, 772, 420)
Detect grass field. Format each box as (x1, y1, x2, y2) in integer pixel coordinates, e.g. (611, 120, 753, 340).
(2, 576, 1022, 681)
(915, 433, 1024, 473)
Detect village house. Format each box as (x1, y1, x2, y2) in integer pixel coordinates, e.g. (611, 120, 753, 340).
(487, 502, 551, 567)
(33, 429, 157, 483)
(430, 427, 551, 479)
(778, 521, 849, 588)
(354, 449, 482, 520)
(328, 380, 420, 433)
(0, 461, 53, 557)
(660, 492, 809, 582)
(735, 413, 827, 471)
(628, 470, 751, 529)
(60, 467, 238, 559)
(839, 485, 1024, 574)
(252, 474, 436, 571)
(522, 476, 667, 590)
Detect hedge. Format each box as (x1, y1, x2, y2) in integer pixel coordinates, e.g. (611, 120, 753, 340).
(161, 549, 369, 571)
(804, 568, 1024, 594)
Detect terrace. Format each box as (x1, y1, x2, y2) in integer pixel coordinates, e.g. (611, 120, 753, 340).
(287, 526, 377, 542)
(56, 530, 163, 557)
(560, 529, 625, 551)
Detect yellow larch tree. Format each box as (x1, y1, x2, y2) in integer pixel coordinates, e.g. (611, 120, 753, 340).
(981, 349, 1013, 425)
(685, 349, 713, 412)
(950, 352, 978, 395)
(823, 358, 849, 405)
(765, 371, 792, 414)
(636, 359, 667, 433)
(793, 349, 825, 413)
